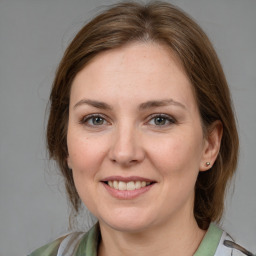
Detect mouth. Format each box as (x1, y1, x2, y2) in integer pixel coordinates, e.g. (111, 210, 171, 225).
(103, 180, 155, 191)
(101, 176, 156, 193)
(101, 177, 156, 199)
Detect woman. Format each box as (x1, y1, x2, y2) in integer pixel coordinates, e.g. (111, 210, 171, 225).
(29, 1, 254, 256)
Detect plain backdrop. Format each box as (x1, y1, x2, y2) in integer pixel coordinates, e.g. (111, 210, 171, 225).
(0, 0, 255, 255)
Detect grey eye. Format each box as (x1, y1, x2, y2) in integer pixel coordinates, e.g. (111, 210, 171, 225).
(154, 116, 167, 125)
(91, 116, 105, 125)
(81, 115, 108, 126)
(147, 114, 176, 127)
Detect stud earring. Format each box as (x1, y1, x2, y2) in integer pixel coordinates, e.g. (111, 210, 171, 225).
(206, 162, 211, 167)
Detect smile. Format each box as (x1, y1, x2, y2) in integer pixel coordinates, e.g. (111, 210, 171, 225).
(106, 180, 152, 191)
(101, 176, 156, 199)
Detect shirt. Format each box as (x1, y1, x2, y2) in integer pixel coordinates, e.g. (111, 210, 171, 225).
(28, 222, 252, 256)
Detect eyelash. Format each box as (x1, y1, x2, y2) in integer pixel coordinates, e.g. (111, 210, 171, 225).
(79, 114, 109, 127)
(79, 113, 176, 128)
(146, 114, 176, 127)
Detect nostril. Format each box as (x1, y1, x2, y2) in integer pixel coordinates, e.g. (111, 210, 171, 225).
(110, 155, 140, 166)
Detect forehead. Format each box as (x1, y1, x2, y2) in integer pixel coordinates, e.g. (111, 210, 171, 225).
(78, 42, 186, 78)
(70, 42, 197, 111)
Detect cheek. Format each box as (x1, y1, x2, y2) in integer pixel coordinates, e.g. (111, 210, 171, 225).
(147, 133, 202, 178)
(67, 133, 108, 205)
(67, 131, 106, 176)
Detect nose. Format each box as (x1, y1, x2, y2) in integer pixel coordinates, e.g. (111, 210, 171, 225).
(108, 123, 145, 166)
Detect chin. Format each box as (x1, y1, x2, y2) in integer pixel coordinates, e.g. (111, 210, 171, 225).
(98, 210, 157, 233)
(105, 220, 152, 233)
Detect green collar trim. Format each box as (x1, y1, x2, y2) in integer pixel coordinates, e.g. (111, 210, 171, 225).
(29, 236, 65, 256)
(75, 223, 100, 256)
(194, 223, 223, 256)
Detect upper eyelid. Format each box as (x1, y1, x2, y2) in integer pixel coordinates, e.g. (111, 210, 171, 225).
(146, 113, 176, 121)
(79, 113, 110, 124)
(148, 113, 173, 117)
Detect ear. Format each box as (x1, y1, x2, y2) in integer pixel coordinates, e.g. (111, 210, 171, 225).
(199, 120, 223, 171)
(67, 155, 72, 169)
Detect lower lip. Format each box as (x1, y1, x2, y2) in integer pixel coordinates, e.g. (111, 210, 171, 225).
(102, 182, 155, 200)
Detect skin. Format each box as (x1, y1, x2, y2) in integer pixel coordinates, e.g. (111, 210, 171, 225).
(67, 42, 222, 256)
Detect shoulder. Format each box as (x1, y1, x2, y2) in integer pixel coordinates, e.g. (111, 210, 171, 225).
(195, 223, 254, 256)
(28, 236, 66, 256)
(215, 226, 254, 256)
(28, 223, 100, 256)
(28, 232, 84, 256)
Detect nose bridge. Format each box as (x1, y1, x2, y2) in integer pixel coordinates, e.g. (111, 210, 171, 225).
(109, 120, 144, 165)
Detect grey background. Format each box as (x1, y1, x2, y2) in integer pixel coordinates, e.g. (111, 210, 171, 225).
(0, 0, 255, 255)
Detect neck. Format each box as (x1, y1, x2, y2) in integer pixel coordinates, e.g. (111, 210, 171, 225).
(98, 215, 206, 256)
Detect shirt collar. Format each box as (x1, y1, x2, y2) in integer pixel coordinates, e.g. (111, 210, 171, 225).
(75, 222, 223, 256)
(194, 223, 223, 256)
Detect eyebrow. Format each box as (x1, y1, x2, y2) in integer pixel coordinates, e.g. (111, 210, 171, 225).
(139, 99, 186, 110)
(73, 98, 186, 111)
(73, 99, 112, 110)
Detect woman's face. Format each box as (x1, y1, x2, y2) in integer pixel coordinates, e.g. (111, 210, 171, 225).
(67, 42, 209, 232)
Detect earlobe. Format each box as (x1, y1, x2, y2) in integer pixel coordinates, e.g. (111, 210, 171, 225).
(200, 120, 223, 171)
(67, 156, 72, 169)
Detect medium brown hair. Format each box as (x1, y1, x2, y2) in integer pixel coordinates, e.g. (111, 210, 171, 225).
(47, 1, 239, 230)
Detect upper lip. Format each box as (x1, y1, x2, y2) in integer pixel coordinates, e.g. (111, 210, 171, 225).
(101, 176, 156, 183)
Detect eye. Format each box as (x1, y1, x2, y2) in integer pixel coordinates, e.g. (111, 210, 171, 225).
(79, 114, 109, 127)
(147, 114, 176, 127)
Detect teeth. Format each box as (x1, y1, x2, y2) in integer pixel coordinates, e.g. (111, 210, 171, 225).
(118, 181, 126, 190)
(127, 181, 135, 190)
(113, 181, 119, 189)
(135, 181, 141, 189)
(107, 180, 152, 190)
